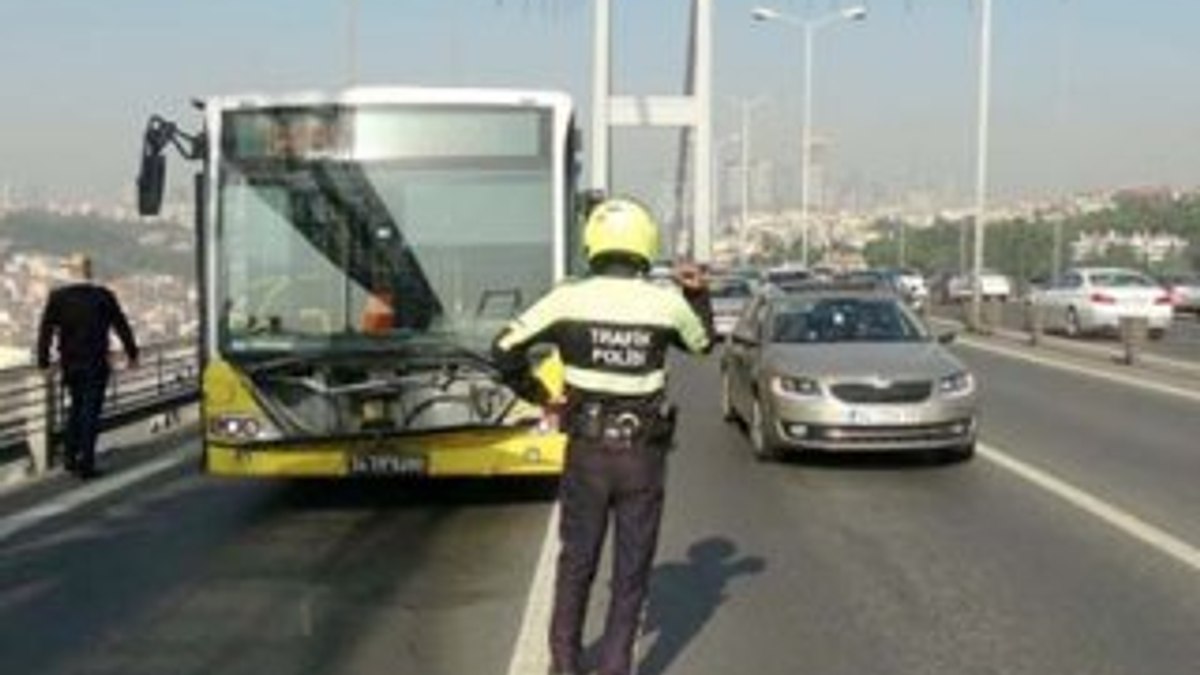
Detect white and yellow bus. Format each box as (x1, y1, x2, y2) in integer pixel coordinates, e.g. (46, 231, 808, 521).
(139, 87, 581, 477)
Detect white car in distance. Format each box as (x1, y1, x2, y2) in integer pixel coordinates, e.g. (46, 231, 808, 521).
(947, 270, 1012, 303)
(1028, 267, 1173, 339)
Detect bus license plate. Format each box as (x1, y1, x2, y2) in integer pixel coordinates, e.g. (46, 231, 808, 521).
(348, 454, 427, 476)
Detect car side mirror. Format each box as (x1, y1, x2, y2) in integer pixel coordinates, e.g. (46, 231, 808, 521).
(937, 331, 956, 345)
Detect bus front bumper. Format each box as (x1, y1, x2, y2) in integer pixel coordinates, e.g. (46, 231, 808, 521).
(205, 429, 567, 478)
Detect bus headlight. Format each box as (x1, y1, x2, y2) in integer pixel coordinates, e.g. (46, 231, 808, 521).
(208, 413, 280, 441)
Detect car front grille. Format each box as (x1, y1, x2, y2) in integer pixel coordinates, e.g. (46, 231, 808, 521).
(830, 380, 932, 404)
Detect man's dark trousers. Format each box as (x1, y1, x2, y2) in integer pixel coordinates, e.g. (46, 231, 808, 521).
(62, 365, 109, 474)
(549, 437, 667, 675)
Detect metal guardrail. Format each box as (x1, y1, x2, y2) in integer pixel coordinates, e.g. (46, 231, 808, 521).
(0, 339, 198, 478)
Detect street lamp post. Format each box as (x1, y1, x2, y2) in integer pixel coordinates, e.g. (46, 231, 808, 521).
(970, 0, 994, 331)
(345, 0, 359, 86)
(739, 98, 766, 267)
(752, 5, 867, 268)
(712, 133, 741, 263)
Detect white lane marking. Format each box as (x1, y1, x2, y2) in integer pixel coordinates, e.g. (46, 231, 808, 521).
(507, 504, 560, 675)
(955, 334, 1200, 405)
(979, 443, 1200, 574)
(0, 445, 195, 543)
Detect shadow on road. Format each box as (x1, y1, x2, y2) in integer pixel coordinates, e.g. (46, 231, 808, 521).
(276, 475, 560, 510)
(778, 450, 970, 472)
(633, 536, 765, 675)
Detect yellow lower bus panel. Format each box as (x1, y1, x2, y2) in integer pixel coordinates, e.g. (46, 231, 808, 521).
(205, 428, 567, 478)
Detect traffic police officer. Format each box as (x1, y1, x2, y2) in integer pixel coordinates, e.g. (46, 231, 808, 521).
(492, 197, 713, 675)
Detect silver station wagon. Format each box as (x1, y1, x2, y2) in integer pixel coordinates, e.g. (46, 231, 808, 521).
(719, 284, 978, 462)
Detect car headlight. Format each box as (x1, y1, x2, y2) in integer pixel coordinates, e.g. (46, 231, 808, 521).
(938, 371, 975, 397)
(772, 375, 823, 398)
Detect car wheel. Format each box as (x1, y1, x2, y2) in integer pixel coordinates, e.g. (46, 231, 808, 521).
(1065, 307, 1082, 338)
(720, 370, 739, 423)
(749, 397, 781, 462)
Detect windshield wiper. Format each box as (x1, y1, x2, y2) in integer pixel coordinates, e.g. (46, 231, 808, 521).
(242, 351, 326, 374)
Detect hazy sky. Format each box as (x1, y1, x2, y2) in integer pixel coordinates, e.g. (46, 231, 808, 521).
(1, 0, 1198, 210)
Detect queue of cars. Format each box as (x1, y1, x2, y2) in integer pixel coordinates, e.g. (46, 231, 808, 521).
(651, 258, 1192, 464)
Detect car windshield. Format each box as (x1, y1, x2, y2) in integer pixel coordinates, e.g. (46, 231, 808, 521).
(710, 277, 751, 299)
(771, 297, 926, 344)
(1088, 271, 1157, 288)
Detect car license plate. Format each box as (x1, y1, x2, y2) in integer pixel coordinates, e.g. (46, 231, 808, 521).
(844, 407, 910, 425)
(348, 453, 427, 476)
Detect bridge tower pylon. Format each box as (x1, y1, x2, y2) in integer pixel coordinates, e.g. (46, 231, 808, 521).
(590, 0, 713, 263)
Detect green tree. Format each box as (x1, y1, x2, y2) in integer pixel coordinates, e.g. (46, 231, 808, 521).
(1080, 243, 1144, 270)
(0, 210, 192, 280)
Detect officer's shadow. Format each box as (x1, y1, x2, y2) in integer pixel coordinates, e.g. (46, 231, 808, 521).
(585, 536, 765, 675)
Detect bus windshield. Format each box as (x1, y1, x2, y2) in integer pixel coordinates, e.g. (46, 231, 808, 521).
(216, 105, 556, 358)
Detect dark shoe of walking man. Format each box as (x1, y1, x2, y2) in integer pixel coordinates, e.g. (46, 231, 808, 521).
(492, 198, 714, 675)
(36, 254, 139, 479)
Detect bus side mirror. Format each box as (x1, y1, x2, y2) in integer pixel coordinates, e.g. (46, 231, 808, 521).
(137, 151, 166, 216)
(137, 115, 201, 217)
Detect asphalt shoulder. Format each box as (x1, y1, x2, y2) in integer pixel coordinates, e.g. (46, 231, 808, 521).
(0, 420, 199, 522)
(930, 317, 1200, 400)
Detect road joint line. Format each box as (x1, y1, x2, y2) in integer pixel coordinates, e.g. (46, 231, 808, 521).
(978, 443, 1200, 574)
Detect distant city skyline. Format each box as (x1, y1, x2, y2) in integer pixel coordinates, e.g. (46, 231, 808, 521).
(1, 0, 1199, 213)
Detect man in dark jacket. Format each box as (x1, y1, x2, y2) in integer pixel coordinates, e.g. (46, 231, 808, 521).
(36, 255, 139, 478)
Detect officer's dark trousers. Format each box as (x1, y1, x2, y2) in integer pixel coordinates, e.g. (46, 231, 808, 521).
(550, 437, 667, 675)
(62, 366, 109, 474)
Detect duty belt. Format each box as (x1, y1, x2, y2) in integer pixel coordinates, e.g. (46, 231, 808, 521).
(566, 399, 676, 448)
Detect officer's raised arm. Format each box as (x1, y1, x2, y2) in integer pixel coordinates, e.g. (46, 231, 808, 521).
(670, 264, 715, 354)
(490, 287, 566, 404)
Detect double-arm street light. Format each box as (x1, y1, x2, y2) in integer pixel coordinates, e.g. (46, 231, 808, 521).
(752, 4, 867, 267)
